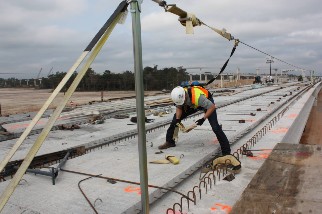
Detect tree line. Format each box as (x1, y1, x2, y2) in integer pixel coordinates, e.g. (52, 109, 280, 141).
(0, 66, 208, 91)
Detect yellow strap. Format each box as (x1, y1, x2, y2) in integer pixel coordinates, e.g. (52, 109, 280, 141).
(0, 13, 122, 213)
(149, 159, 171, 164)
(176, 122, 197, 133)
(173, 126, 179, 142)
(184, 123, 197, 133)
(0, 53, 88, 175)
(185, 14, 194, 34)
(208, 26, 233, 41)
(166, 4, 187, 17)
(166, 5, 201, 34)
(212, 155, 241, 168)
(166, 155, 180, 165)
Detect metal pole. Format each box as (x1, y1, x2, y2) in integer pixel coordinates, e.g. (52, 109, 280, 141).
(130, 1, 149, 213)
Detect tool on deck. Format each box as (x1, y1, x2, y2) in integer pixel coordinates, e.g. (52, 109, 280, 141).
(149, 155, 180, 165)
(226, 113, 256, 116)
(176, 122, 197, 133)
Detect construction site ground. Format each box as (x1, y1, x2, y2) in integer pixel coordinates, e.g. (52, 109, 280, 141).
(0, 88, 163, 116)
(300, 88, 322, 145)
(232, 86, 322, 213)
(0, 82, 321, 213)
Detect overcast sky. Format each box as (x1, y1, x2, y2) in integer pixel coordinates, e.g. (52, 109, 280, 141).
(0, 0, 321, 79)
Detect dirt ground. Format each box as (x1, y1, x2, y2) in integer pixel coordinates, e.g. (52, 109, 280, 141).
(299, 88, 322, 145)
(0, 79, 255, 116)
(0, 88, 162, 115)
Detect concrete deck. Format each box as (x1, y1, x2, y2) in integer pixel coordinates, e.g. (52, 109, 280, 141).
(0, 82, 320, 214)
(231, 143, 322, 214)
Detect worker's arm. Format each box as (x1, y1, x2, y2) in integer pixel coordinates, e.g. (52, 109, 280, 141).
(203, 103, 216, 120)
(176, 106, 183, 120)
(195, 95, 216, 126)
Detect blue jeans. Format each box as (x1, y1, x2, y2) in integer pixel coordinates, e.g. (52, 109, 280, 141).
(166, 102, 231, 155)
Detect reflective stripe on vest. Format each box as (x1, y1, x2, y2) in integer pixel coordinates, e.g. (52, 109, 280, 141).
(184, 86, 209, 107)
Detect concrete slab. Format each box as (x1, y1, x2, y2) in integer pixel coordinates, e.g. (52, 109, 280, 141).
(0, 83, 310, 214)
(231, 143, 322, 214)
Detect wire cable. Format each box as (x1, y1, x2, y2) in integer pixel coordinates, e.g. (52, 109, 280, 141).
(238, 40, 311, 72)
(151, 0, 313, 73)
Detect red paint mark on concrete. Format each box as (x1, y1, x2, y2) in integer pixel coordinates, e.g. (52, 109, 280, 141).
(124, 186, 141, 195)
(248, 151, 271, 160)
(287, 113, 298, 119)
(296, 152, 312, 157)
(210, 203, 232, 213)
(270, 127, 288, 134)
(6, 120, 46, 130)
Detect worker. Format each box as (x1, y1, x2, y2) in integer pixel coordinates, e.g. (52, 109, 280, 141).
(158, 86, 231, 155)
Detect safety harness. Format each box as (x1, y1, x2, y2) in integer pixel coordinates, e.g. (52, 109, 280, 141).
(154, 1, 239, 88)
(184, 86, 212, 107)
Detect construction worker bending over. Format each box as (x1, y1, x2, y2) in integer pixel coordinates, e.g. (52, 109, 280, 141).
(158, 86, 231, 155)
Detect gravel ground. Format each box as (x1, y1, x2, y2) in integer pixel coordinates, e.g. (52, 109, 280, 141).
(0, 88, 163, 115)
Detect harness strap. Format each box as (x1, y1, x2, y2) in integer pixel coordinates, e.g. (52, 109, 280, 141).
(205, 39, 239, 86)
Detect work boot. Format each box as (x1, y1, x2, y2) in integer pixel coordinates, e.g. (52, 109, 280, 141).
(158, 141, 176, 150)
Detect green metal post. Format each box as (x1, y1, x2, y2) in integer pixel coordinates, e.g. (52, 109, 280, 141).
(129, 0, 149, 213)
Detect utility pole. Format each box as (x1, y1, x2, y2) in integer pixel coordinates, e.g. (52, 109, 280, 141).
(130, 0, 149, 213)
(266, 57, 274, 82)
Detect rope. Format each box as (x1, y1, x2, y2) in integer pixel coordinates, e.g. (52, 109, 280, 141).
(239, 40, 309, 71)
(151, 0, 312, 73)
(205, 40, 239, 86)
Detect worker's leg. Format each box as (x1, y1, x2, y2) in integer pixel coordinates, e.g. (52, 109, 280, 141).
(166, 108, 198, 144)
(159, 108, 197, 149)
(208, 109, 231, 155)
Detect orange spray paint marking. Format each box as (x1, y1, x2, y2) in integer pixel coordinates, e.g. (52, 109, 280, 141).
(270, 127, 288, 134)
(210, 203, 232, 213)
(287, 113, 298, 119)
(248, 152, 271, 160)
(6, 120, 46, 130)
(124, 186, 141, 195)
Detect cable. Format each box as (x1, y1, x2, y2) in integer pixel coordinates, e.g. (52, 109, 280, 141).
(238, 40, 311, 72)
(151, 0, 314, 74)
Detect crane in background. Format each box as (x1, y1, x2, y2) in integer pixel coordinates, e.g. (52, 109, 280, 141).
(47, 67, 54, 77)
(34, 68, 42, 87)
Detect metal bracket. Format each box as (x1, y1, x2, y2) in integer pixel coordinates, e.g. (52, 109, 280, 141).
(128, 0, 143, 12)
(16, 151, 71, 185)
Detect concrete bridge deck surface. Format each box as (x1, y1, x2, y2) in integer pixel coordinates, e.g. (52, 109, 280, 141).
(231, 143, 322, 214)
(0, 82, 321, 214)
(150, 82, 322, 214)
(231, 83, 322, 213)
(0, 85, 279, 161)
(232, 84, 322, 213)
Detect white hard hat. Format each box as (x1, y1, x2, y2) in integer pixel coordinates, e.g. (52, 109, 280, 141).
(171, 86, 185, 105)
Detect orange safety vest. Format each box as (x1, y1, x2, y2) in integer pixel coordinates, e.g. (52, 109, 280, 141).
(184, 86, 210, 107)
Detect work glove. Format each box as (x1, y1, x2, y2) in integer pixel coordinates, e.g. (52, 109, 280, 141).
(175, 118, 182, 126)
(195, 118, 205, 126)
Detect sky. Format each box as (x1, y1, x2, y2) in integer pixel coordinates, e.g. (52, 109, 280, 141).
(0, 0, 321, 79)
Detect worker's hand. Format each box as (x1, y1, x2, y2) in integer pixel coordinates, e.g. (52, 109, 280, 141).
(195, 118, 205, 126)
(175, 118, 181, 126)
